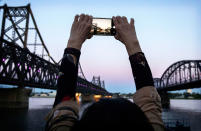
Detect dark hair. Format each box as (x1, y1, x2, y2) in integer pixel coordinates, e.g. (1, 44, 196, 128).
(73, 98, 154, 131)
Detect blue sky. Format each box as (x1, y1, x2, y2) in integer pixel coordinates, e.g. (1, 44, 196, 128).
(0, 0, 201, 93)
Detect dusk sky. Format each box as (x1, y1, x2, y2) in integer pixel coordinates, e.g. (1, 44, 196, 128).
(1, 0, 201, 93)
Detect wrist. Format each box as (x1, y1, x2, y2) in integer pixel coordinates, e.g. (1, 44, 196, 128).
(67, 39, 82, 50)
(125, 41, 142, 56)
(63, 48, 81, 65)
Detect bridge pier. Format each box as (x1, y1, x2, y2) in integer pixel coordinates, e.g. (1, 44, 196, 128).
(0, 88, 32, 109)
(158, 91, 170, 108)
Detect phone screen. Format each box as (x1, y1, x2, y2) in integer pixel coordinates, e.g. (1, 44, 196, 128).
(91, 18, 115, 36)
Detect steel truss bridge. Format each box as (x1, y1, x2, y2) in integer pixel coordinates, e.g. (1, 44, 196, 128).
(0, 4, 110, 95)
(154, 60, 201, 91)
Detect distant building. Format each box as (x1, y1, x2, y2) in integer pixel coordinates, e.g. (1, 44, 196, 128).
(187, 89, 192, 94)
(40, 94, 48, 97)
(175, 95, 184, 99)
(48, 92, 56, 97)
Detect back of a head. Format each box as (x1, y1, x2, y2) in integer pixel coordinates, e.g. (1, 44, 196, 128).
(73, 98, 154, 131)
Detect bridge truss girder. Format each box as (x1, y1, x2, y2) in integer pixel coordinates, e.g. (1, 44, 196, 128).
(0, 4, 56, 63)
(155, 60, 201, 91)
(0, 5, 110, 96)
(0, 40, 109, 95)
(0, 39, 58, 88)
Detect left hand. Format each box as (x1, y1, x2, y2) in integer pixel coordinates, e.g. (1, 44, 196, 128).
(112, 16, 141, 56)
(67, 14, 93, 50)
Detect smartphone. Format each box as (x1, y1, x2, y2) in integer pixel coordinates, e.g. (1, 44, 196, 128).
(90, 18, 116, 36)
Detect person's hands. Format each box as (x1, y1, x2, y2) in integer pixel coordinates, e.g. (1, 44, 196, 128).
(67, 14, 93, 50)
(112, 16, 142, 56)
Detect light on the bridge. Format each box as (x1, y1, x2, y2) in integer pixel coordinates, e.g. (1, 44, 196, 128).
(2, 58, 6, 62)
(76, 93, 81, 97)
(104, 95, 112, 98)
(29, 67, 31, 70)
(17, 63, 20, 67)
(77, 83, 88, 87)
(76, 93, 81, 104)
(94, 95, 102, 102)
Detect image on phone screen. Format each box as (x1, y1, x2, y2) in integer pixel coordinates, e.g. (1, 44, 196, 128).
(91, 18, 115, 36)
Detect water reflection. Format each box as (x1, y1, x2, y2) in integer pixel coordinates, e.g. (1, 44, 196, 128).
(0, 98, 201, 131)
(163, 99, 201, 131)
(170, 99, 201, 112)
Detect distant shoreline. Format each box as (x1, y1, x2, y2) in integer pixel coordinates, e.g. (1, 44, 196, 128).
(170, 98, 201, 100)
(29, 96, 201, 100)
(31, 96, 55, 98)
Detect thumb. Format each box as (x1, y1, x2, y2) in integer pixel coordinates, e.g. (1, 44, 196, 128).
(114, 33, 120, 41)
(87, 33, 93, 39)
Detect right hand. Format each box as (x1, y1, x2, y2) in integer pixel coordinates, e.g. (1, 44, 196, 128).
(112, 16, 141, 56)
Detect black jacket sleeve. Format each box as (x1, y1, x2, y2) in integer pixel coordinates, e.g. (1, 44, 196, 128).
(53, 48, 81, 107)
(129, 52, 154, 90)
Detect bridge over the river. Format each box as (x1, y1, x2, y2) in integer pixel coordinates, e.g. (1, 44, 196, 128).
(154, 60, 201, 107)
(154, 60, 201, 91)
(0, 4, 110, 108)
(0, 4, 110, 95)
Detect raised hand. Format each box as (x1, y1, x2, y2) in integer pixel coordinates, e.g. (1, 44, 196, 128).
(67, 14, 93, 50)
(112, 16, 142, 56)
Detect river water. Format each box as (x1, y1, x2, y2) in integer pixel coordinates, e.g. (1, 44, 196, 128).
(1, 98, 201, 131)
